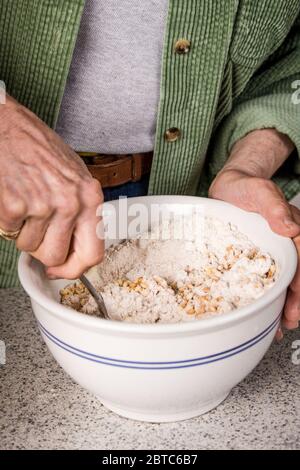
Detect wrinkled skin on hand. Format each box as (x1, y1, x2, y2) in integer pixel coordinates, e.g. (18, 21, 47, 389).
(0, 95, 104, 279)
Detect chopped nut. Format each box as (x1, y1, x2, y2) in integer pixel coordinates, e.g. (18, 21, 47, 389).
(208, 305, 217, 312)
(247, 248, 258, 259)
(153, 275, 168, 287)
(266, 264, 276, 278)
(185, 305, 195, 315)
(195, 304, 206, 315)
(198, 295, 209, 302)
(205, 267, 220, 281)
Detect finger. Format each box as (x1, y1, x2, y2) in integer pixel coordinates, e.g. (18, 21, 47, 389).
(275, 327, 283, 342)
(15, 183, 53, 251)
(281, 217, 300, 330)
(46, 178, 104, 279)
(45, 235, 104, 280)
(46, 216, 104, 279)
(282, 319, 299, 330)
(283, 289, 300, 327)
(16, 216, 51, 252)
(0, 178, 26, 231)
(0, 168, 53, 239)
(46, 249, 101, 280)
(290, 204, 300, 225)
(30, 179, 82, 266)
(31, 213, 76, 267)
(281, 226, 300, 330)
(289, 235, 300, 293)
(252, 181, 300, 237)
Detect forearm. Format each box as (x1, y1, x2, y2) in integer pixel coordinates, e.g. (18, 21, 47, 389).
(216, 129, 295, 179)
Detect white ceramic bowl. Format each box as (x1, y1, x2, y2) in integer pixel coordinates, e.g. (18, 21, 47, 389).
(18, 196, 297, 422)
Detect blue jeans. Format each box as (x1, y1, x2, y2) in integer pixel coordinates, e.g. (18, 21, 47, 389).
(103, 174, 150, 201)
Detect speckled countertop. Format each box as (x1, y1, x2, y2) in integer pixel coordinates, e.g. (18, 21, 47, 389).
(0, 288, 299, 450)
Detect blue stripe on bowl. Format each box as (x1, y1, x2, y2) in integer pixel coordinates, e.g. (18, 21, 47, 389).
(37, 313, 280, 370)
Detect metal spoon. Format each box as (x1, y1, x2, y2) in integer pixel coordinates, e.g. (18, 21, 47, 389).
(79, 241, 128, 319)
(80, 274, 109, 319)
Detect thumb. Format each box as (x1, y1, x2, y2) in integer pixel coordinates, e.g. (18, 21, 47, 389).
(251, 180, 300, 238)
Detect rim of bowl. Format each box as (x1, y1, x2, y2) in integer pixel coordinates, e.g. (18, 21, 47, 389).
(18, 197, 297, 335)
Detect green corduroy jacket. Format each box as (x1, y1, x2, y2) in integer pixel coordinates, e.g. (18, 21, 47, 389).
(0, 0, 300, 287)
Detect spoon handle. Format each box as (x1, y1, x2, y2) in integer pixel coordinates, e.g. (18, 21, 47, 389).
(80, 274, 109, 319)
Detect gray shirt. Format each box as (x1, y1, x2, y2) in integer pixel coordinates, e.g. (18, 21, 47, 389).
(55, 0, 169, 153)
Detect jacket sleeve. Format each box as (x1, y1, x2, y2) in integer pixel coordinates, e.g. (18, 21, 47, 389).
(209, 14, 300, 200)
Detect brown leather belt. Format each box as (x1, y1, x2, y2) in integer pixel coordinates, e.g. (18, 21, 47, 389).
(77, 151, 153, 188)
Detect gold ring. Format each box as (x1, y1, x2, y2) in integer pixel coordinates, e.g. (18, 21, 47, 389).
(0, 226, 22, 241)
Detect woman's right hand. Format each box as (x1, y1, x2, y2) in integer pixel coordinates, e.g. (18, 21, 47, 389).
(0, 95, 104, 279)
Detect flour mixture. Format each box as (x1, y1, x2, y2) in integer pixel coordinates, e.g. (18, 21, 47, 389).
(60, 216, 277, 323)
